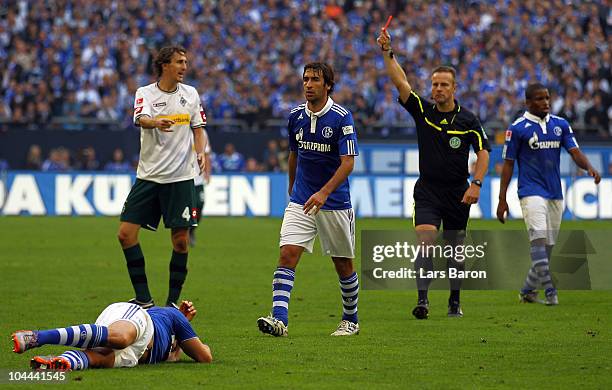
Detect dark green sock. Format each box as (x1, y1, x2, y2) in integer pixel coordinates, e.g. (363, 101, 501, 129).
(167, 251, 188, 305)
(123, 244, 152, 302)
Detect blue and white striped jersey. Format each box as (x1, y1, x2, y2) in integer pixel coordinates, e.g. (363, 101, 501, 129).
(288, 97, 359, 210)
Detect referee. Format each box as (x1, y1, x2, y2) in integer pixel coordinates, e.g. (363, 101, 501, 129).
(377, 29, 490, 318)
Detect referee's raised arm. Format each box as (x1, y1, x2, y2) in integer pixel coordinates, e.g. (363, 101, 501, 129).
(377, 29, 412, 103)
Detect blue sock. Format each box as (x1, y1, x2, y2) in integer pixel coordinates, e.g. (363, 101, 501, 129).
(340, 272, 359, 323)
(37, 325, 108, 349)
(521, 265, 539, 293)
(271, 267, 295, 326)
(530, 245, 554, 290)
(60, 350, 89, 370)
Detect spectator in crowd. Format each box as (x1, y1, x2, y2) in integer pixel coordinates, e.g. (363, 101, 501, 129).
(217, 143, 245, 172)
(25, 144, 43, 170)
(585, 93, 610, 137)
(245, 157, 262, 173)
(277, 139, 290, 172)
(74, 146, 100, 171)
(104, 148, 132, 172)
(41, 147, 70, 172)
(262, 140, 279, 165)
(263, 154, 281, 172)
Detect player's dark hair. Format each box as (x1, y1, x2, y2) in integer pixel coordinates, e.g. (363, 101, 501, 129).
(154, 45, 187, 77)
(525, 83, 548, 100)
(431, 65, 456, 83)
(303, 62, 335, 95)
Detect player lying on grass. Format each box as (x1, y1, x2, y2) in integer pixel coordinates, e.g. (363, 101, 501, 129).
(12, 300, 212, 370)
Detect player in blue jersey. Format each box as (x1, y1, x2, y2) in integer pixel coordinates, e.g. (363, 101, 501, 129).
(257, 62, 360, 337)
(497, 83, 601, 305)
(12, 300, 212, 370)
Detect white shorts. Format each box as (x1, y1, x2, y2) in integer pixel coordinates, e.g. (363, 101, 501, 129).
(279, 202, 355, 258)
(519, 196, 563, 245)
(95, 302, 154, 368)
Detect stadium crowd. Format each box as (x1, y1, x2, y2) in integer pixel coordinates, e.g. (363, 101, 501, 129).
(20, 140, 291, 173)
(0, 0, 610, 138)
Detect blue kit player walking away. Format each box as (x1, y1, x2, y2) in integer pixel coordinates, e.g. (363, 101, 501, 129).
(257, 62, 360, 337)
(12, 300, 212, 370)
(497, 83, 601, 305)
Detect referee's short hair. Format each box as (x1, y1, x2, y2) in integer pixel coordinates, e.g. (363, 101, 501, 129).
(525, 83, 548, 100)
(303, 62, 335, 95)
(431, 65, 457, 83)
(154, 45, 187, 77)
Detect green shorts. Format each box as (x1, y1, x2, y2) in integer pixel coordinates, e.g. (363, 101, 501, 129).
(120, 178, 197, 230)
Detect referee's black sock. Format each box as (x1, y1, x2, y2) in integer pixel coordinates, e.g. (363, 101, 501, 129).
(123, 244, 152, 303)
(415, 254, 433, 302)
(449, 290, 460, 303)
(418, 290, 429, 302)
(167, 251, 188, 306)
(448, 257, 464, 303)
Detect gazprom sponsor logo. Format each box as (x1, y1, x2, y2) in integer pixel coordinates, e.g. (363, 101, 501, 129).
(528, 132, 560, 150)
(298, 141, 331, 152)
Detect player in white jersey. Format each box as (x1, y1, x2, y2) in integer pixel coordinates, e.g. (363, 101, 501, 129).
(497, 83, 601, 305)
(118, 46, 207, 309)
(190, 129, 212, 247)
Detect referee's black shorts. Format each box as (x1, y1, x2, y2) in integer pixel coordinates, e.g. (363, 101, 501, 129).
(413, 178, 470, 233)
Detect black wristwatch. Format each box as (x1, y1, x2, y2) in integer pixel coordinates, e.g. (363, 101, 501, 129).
(472, 179, 482, 187)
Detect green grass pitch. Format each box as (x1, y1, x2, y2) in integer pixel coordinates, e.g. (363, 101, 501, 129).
(1, 217, 611, 388)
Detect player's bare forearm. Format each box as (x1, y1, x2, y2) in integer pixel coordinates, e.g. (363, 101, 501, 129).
(303, 156, 354, 215)
(180, 338, 213, 363)
(193, 127, 206, 172)
(204, 153, 212, 180)
(320, 155, 354, 197)
(288, 151, 297, 195)
(138, 116, 175, 131)
(377, 30, 412, 102)
(498, 160, 515, 200)
(569, 148, 601, 183)
(496, 159, 514, 223)
(473, 149, 489, 182)
(193, 127, 205, 154)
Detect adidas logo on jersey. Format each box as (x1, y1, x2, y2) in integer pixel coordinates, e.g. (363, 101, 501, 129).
(440, 119, 448, 125)
(298, 113, 303, 120)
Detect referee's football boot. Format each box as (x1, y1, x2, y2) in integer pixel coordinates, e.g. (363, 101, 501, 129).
(519, 290, 542, 304)
(447, 300, 463, 317)
(257, 315, 288, 337)
(12, 330, 39, 354)
(128, 298, 155, 309)
(331, 320, 360, 336)
(30, 355, 70, 371)
(411, 299, 429, 319)
(545, 288, 559, 306)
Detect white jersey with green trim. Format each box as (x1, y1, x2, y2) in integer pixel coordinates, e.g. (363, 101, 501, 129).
(133, 82, 206, 184)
